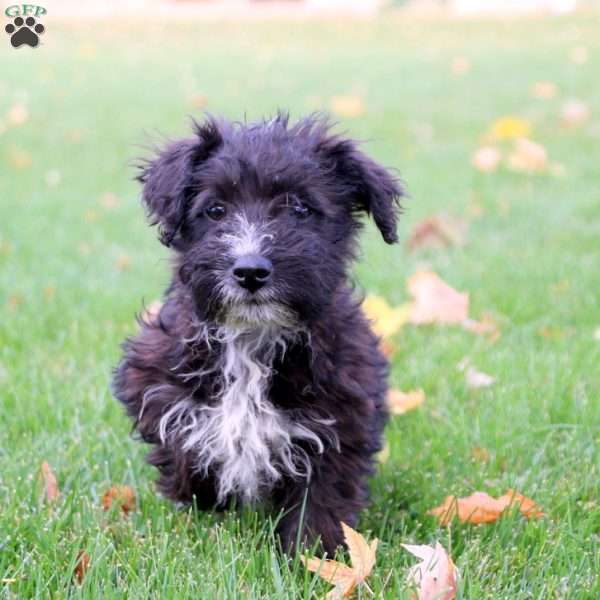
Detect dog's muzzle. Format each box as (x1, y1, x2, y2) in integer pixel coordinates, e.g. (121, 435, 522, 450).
(232, 254, 272, 294)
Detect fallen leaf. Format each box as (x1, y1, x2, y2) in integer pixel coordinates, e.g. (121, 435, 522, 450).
(363, 295, 410, 339)
(471, 447, 490, 463)
(301, 522, 377, 599)
(461, 315, 501, 342)
(40, 461, 59, 503)
(101, 485, 136, 515)
(507, 137, 548, 173)
(450, 56, 471, 75)
(141, 300, 163, 324)
(73, 550, 90, 584)
(407, 215, 468, 252)
(471, 146, 501, 173)
(388, 388, 425, 416)
(330, 95, 365, 119)
(561, 99, 590, 127)
(407, 272, 469, 325)
(464, 365, 495, 389)
(403, 542, 458, 600)
(569, 46, 588, 65)
(6, 102, 29, 126)
(489, 116, 531, 141)
(428, 489, 543, 526)
(530, 81, 558, 100)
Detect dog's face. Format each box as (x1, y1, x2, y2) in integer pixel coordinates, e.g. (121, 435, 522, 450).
(138, 115, 402, 328)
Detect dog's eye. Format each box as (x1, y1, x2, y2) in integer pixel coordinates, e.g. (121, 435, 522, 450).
(291, 203, 312, 219)
(205, 204, 226, 221)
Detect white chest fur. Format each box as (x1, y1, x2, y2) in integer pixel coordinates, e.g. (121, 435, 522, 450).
(157, 327, 334, 503)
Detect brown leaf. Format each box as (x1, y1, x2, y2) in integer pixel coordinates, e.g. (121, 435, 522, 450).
(428, 489, 543, 526)
(403, 542, 458, 600)
(407, 272, 469, 325)
(40, 461, 59, 503)
(471, 146, 501, 173)
(461, 315, 501, 342)
(101, 485, 136, 515)
(407, 215, 468, 252)
(330, 95, 365, 119)
(507, 138, 548, 173)
(471, 447, 490, 463)
(387, 388, 425, 416)
(73, 550, 90, 584)
(301, 522, 377, 599)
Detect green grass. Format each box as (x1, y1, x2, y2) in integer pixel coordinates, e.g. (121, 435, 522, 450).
(1, 12, 599, 599)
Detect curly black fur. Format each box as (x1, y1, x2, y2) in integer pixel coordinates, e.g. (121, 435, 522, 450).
(113, 113, 403, 555)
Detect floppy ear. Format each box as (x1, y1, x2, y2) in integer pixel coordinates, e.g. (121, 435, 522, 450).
(137, 119, 223, 248)
(319, 136, 403, 244)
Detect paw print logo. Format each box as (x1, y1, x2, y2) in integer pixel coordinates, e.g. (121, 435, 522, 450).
(5, 16, 45, 48)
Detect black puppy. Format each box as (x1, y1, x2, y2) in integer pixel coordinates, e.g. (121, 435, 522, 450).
(113, 113, 403, 554)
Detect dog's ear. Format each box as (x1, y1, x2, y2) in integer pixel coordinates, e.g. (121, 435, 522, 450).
(318, 135, 403, 244)
(137, 119, 223, 247)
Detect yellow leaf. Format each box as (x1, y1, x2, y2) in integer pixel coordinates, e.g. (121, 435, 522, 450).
(489, 116, 532, 141)
(403, 542, 458, 600)
(362, 295, 410, 339)
(387, 388, 425, 416)
(507, 138, 548, 173)
(301, 523, 377, 599)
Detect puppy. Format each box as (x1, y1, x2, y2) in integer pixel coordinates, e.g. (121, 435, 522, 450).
(113, 113, 403, 554)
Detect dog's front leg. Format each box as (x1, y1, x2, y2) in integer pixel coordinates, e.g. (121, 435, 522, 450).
(274, 450, 371, 556)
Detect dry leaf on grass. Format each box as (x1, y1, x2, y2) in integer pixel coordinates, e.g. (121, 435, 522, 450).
(489, 116, 531, 141)
(73, 550, 90, 584)
(362, 295, 410, 339)
(530, 81, 558, 99)
(507, 138, 548, 173)
(461, 315, 501, 342)
(330, 95, 365, 119)
(561, 99, 590, 127)
(388, 389, 425, 416)
(40, 461, 59, 503)
(471, 146, 501, 173)
(407, 272, 469, 325)
(407, 215, 468, 252)
(471, 447, 490, 463)
(301, 522, 377, 599)
(428, 489, 544, 526)
(403, 542, 458, 600)
(101, 485, 136, 515)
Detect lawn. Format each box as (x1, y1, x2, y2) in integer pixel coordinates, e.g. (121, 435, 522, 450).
(1, 11, 599, 599)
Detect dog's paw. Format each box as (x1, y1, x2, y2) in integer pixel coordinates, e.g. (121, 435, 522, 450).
(5, 16, 45, 48)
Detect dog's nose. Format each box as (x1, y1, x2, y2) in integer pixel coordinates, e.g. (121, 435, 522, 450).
(232, 254, 273, 293)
